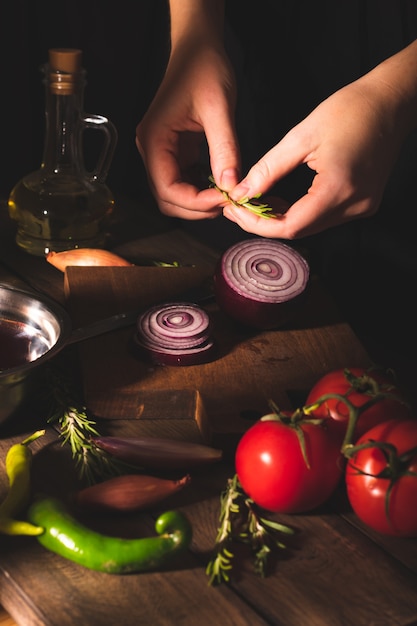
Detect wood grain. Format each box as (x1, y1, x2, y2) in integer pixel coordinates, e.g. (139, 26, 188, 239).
(64, 231, 371, 442)
(0, 607, 16, 626)
(1, 228, 417, 626)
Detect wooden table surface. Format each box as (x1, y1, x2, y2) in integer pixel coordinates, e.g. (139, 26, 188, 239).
(0, 197, 416, 626)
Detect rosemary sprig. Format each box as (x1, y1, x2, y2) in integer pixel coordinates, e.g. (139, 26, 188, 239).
(206, 474, 294, 585)
(206, 474, 241, 585)
(245, 497, 293, 577)
(208, 175, 277, 219)
(44, 365, 121, 485)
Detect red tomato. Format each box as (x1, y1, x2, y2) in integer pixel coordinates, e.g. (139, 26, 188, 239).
(235, 411, 343, 514)
(345, 418, 417, 536)
(305, 367, 413, 444)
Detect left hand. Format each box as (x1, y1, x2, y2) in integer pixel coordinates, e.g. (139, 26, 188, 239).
(135, 42, 240, 220)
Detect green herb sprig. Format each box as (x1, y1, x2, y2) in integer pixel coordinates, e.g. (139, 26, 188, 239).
(206, 474, 294, 585)
(44, 365, 121, 485)
(208, 175, 277, 219)
(151, 260, 181, 267)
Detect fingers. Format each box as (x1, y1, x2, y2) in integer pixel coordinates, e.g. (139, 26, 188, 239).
(204, 106, 241, 192)
(137, 122, 241, 219)
(222, 197, 329, 240)
(158, 186, 225, 220)
(229, 127, 311, 204)
(134, 36, 242, 219)
(223, 110, 382, 238)
(223, 172, 372, 240)
(136, 124, 221, 216)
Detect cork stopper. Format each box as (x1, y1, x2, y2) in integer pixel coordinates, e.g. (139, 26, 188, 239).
(48, 49, 83, 95)
(49, 48, 82, 73)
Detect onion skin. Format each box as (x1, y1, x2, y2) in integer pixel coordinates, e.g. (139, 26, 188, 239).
(46, 249, 133, 272)
(92, 436, 223, 470)
(214, 239, 310, 330)
(134, 301, 216, 366)
(73, 474, 191, 512)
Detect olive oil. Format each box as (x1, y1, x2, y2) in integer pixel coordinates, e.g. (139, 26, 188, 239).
(8, 172, 114, 255)
(8, 48, 117, 257)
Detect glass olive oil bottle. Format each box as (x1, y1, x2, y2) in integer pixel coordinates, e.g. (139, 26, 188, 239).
(8, 48, 117, 256)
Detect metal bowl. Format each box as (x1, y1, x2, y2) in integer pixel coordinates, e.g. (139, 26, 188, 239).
(0, 283, 72, 424)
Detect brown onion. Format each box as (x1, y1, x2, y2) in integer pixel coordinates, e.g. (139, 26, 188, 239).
(73, 473, 191, 512)
(214, 238, 310, 329)
(46, 248, 133, 272)
(133, 302, 216, 366)
(92, 436, 223, 470)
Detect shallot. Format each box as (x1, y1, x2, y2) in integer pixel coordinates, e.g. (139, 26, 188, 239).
(214, 238, 310, 329)
(73, 473, 191, 512)
(46, 248, 133, 272)
(92, 436, 223, 470)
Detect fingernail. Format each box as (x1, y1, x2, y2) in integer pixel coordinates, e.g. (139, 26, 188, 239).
(230, 183, 250, 203)
(219, 168, 239, 191)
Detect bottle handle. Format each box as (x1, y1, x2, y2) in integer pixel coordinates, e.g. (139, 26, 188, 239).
(82, 114, 118, 183)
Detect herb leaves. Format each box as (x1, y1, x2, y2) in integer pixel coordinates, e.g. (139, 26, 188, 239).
(206, 474, 294, 585)
(209, 175, 277, 219)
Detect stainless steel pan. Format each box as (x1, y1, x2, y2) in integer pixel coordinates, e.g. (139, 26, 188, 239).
(0, 281, 212, 424)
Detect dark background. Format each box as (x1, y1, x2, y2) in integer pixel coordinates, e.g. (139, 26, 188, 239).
(1, 0, 416, 393)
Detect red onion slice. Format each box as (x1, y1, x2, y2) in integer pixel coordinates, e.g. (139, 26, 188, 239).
(214, 239, 310, 329)
(134, 302, 215, 366)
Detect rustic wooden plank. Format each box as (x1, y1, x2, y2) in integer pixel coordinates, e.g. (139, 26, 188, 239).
(338, 492, 417, 574)
(64, 262, 214, 327)
(176, 465, 417, 626)
(227, 513, 417, 626)
(0, 607, 16, 626)
(0, 429, 267, 626)
(113, 227, 220, 271)
(0, 540, 270, 626)
(65, 263, 371, 438)
(2, 424, 417, 626)
(1, 373, 416, 625)
(101, 389, 212, 443)
(1, 226, 416, 626)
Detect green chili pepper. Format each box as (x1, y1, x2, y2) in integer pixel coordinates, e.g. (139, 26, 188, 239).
(0, 430, 45, 536)
(27, 497, 193, 574)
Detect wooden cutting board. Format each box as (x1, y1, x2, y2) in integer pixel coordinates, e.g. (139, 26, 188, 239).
(64, 230, 371, 448)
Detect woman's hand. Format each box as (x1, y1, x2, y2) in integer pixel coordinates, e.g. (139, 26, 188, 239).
(225, 41, 417, 239)
(136, 40, 240, 220)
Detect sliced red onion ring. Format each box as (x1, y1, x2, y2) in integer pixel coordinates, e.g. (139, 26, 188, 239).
(134, 302, 216, 366)
(214, 238, 310, 329)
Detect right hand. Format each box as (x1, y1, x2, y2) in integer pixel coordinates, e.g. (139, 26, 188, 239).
(225, 39, 417, 239)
